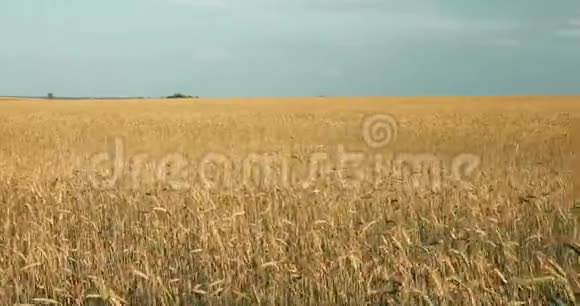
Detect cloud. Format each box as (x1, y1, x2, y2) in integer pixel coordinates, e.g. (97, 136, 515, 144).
(489, 38, 521, 47)
(169, 0, 228, 9)
(556, 28, 580, 37)
(474, 37, 521, 48)
(556, 16, 580, 37)
(191, 47, 232, 61)
(164, 0, 517, 33)
(168, 0, 390, 10)
(554, 15, 580, 38)
(321, 67, 343, 78)
(165, 0, 520, 48)
(569, 18, 580, 27)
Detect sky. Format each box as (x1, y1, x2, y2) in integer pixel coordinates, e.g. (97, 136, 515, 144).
(0, 0, 579, 97)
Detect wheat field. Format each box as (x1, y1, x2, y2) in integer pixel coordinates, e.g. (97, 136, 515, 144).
(0, 96, 578, 305)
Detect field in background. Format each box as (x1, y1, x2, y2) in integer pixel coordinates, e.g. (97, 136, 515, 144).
(0, 96, 578, 305)
(575, 117, 580, 209)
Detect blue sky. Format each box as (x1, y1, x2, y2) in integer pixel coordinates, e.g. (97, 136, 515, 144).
(0, 0, 579, 97)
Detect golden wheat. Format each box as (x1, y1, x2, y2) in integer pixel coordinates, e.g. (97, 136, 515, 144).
(0, 96, 578, 305)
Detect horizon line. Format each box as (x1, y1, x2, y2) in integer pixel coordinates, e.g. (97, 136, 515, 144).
(1, 94, 580, 100)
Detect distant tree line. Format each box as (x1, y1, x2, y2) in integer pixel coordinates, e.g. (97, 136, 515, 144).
(166, 93, 199, 99)
(43, 92, 199, 100)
